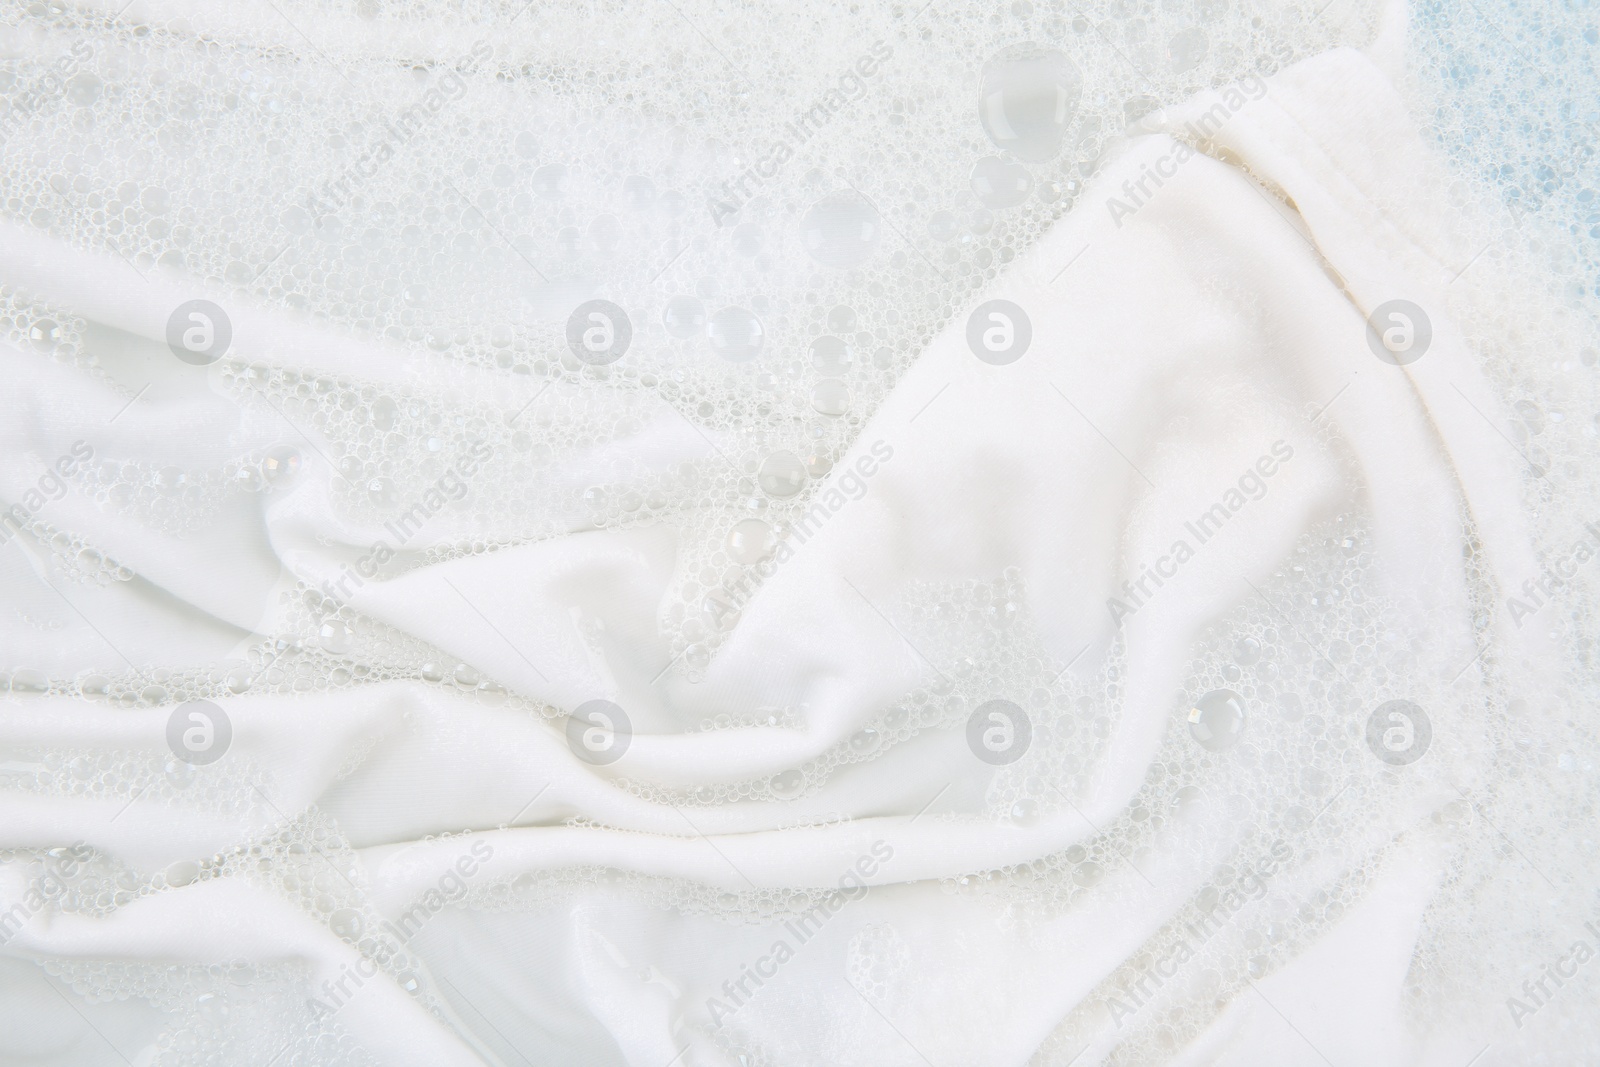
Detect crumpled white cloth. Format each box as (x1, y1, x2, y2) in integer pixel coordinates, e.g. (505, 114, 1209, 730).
(0, 7, 1569, 1066)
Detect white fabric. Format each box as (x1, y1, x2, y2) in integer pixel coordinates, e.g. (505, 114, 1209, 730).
(0, 6, 1590, 1067)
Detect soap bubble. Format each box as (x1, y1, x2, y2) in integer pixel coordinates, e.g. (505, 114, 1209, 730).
(810, 335, 852, 374)
(10, 669, 48, 695)
(66, 72, 102, 106)
(1168, 28, 1210, 73)
(329, 908, 363, 940)
(164, 860, 200, 887)
(770, 768, 805, 799)
(811, 379, 851, 416)
(707, 306, 765, 362)
(970, 157, 1034, 209)
(260, 447, 300, 486)
(1188, 690, 1246, 751)
(727, 518, 777, 563)
(663, 296, 706, 339)
(164, 757, 196, 790)
(317, 621, 354, 654)
(978, 45, 1082, 162)
(850, 727, 882, 755)
(533, 163, 566, 198)
(802, 192, 882, 268)
(27, 319, 60, 352)
(757, 452, 806, 497)
(366, 477, 398, 508)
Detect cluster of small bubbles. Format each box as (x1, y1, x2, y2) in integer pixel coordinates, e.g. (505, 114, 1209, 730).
(0, 287, 103, 380)
(151, 1009, 379, 1067)
(0, 0, 1376, 675)
(3, 0, 1598, 1060)
(845, 922, 910, 1007)
(213, 356, 723, 559)
(462, 848, 892, 935)
(71, 444, 299, 538)
(0, 709, 273, 820)
(183, 817, 489, 1046)
(879, 569, 1131, 822)
(218, 810, 368, 929)
(412, 658, 520, 710)
(7, 661, 234, 712)
(37, 952, 356, 1067)
(1030, 484, 1600, 1062)
(0, 845, 385, 1067)
(1057, 857, 1384, 1065)
(619, 567, 1123, 807)
(1412, 0, 1600, 295)
(0, 843, 141, 917)
(6, 0, 1347, 378)
(692, 707, 796, 733)
(270, 581, 561, 725)
(915, 531, 1337, 1023)
(9, 744, 145, 806)
(23, 520, 133, 586)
